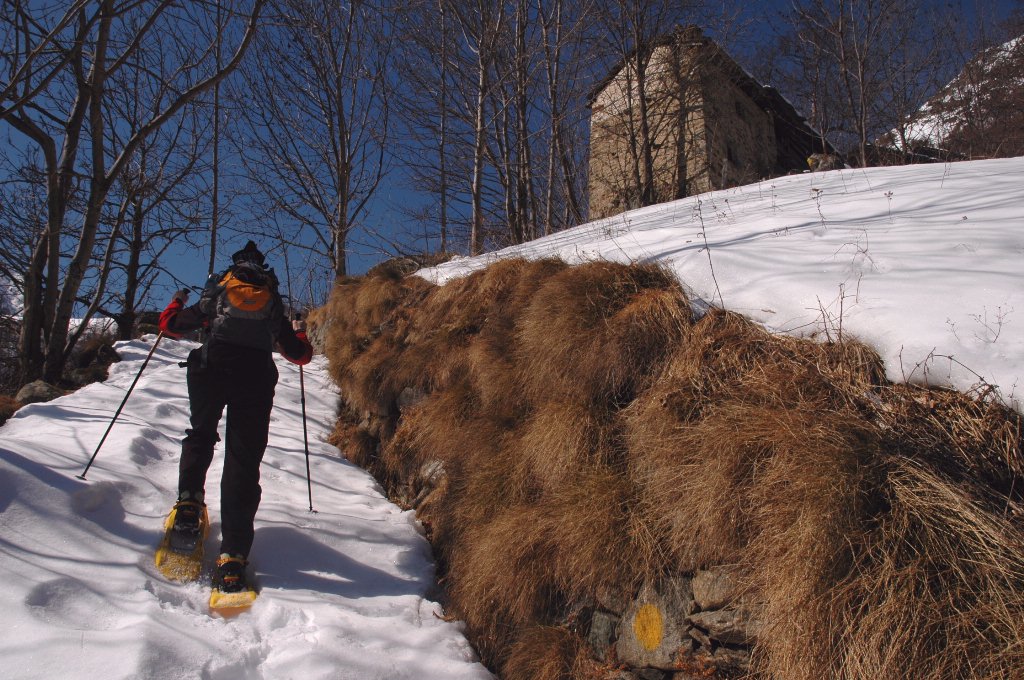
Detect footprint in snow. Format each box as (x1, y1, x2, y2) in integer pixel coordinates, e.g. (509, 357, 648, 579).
(154, 402, 183, 419)
(70, 480, 142, 532)
(129, 435, 163, 465)
(25, 577, 123, 630)
(0, 469, 15, 513)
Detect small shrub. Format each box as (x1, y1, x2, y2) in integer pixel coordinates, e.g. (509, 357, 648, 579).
(0, 394, 19, 425)
(63, 331, 121, 387)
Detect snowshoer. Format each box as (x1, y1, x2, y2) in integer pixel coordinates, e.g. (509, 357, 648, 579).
(158, 240, 313, 595)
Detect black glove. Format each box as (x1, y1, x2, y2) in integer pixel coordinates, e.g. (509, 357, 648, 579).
(173, 289, 190, 304)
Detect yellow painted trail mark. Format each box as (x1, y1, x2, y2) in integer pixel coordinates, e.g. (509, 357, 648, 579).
(633, 603, 664, 651)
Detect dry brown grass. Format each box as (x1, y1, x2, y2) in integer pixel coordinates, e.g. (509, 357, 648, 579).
(448, 505, 563, 661)
(337, 335, 400, 417)
(462, 260, 570, 418)
(304, 304, 330, 351)
(873, 384, 1024, 497)
(317, 255, 1024, 680)
(440, 434, 535, 555)
(326, 415, 377, 470)
(502, 626, 582, 680)
(516, 260, 691, 406)
(772, 455, 1024, 680)
(542, 465, 651, 603)
(517, 400, 622, 493)
(627, 402, 878, 574)
(397, 380, 484, 467)
(739, 410, 884, 678)
(655, 307, 883, 410)
(447, 466, 648, 676)
(0, 395, 19, 425)
(389, 382, 530, 563)
(411, 258, 568, 413)
(321, 271, 429, 367)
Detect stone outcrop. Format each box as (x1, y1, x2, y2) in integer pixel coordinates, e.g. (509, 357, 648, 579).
(571, 568, 757, 678)
(15, 380, 63, 405)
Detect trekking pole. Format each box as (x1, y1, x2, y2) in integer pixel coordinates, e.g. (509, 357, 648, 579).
(78, 331, 165, 480)
(295, 313, 315, 512)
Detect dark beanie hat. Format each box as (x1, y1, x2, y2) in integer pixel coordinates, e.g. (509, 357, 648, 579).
(232, 240, 265, 266)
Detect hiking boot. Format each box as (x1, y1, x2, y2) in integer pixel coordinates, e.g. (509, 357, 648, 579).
(171, 500, 203, 535)
(166, 493, 207, 553)
(213, 554, 249, 593)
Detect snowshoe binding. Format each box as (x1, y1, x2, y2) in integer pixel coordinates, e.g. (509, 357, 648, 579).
(209, 553, 258, 615)
(154, 497, 209, 582)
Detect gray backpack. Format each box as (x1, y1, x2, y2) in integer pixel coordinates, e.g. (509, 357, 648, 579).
(199, 262, 283, 351)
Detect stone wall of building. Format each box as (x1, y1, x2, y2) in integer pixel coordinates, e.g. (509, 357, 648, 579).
(588, 41, 717, 222)
(587, 43, 689, 220)
(587, 31, 797, 221)
(701, 68, 776, 191)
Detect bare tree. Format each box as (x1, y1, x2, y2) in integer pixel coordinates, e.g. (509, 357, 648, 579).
(450, 0, 506, 255)
(232, 0, 392, 278)
(393, 0, 599, 254)
(753, 29, 845, 158)
(95, 86, 213, 341)
(209, 0, 226, 278)
(0, 159, 46, 392)
(494, 0, 539, 245)
(392, 0, 474, 256)
(0, 0, 266, 384)
(779, 0, 965, 166)
(438, 0, 452, 253)
(537, 0, 591, 232)
(878, 6, 959, 159)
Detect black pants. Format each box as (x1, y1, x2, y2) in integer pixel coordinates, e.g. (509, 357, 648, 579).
(179, 343, 278, 558)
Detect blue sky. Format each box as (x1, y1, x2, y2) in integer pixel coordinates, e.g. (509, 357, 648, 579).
(64, 0, 1024, 307)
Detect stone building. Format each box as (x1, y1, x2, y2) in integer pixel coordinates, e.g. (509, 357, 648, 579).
(588, 27, 830, 220)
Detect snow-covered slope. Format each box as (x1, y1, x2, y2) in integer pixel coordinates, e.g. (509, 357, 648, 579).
(0, 338, 492, 679)
(902, 36, 1024, 148)
(422, 157, 1024, 411)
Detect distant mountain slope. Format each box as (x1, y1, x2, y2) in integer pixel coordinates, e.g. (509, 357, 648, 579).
(897, 36, 1024, 158)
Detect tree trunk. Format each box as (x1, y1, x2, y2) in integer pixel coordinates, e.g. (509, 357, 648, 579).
(470, 42, 488, 255)
(33, 0, 264, 382)
(42, 0, 113, 383)
(208, 0, 223, 278)
(438, 0, 449, 253)
(635, 56, 656, 205)
(514, 0, 536, 242)
(118, 196, 145, 340)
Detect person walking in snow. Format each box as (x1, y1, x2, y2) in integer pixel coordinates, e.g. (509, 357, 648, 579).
(158, 240, 313, 594)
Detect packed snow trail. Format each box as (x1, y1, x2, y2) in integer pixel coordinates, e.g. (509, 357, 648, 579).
(0, 336, 492, 680)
